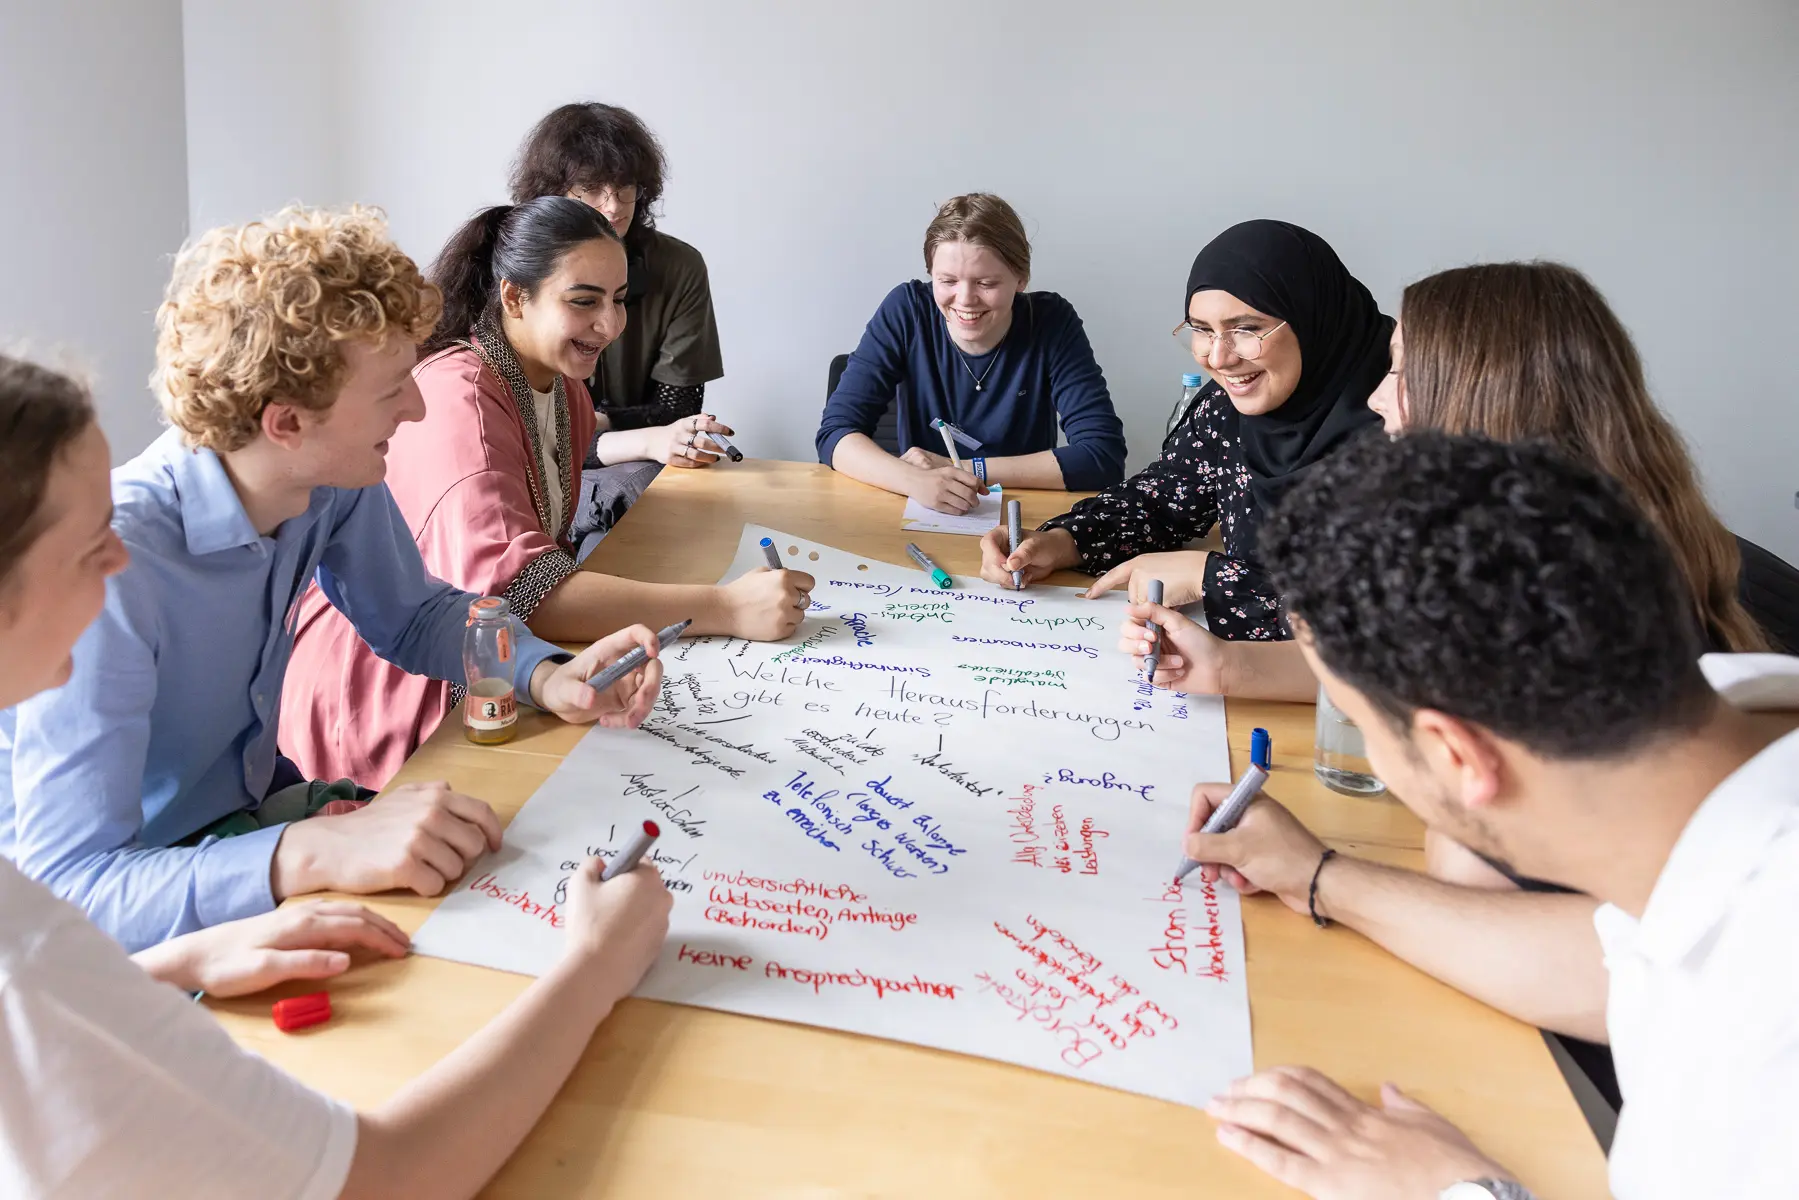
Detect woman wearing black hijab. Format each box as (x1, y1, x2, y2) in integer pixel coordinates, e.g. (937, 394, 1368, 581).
(980, 220, 1390, 667)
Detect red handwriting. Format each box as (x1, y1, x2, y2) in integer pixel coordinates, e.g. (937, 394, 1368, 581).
(980, 915, 1179, 1070)
(677, 942, 752, 971)
(764, 960, 959, 999)
(700, 869, 866, 903)
(466, 872, 563, 929)
(1008, 783, 1043, 844)
(1145, 879, 1229, 982)
(1010, 798, 1106, 875)
(701, 884, 919, 942)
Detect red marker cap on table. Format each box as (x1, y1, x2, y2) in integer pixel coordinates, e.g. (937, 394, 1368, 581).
(272, 990, 333, 1033)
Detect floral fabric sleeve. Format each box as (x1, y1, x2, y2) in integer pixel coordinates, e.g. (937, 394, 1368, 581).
(1039, 385, 1233, 572)
(1201, 552, 1286, 640)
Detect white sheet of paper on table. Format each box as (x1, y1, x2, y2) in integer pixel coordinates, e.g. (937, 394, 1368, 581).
(411, 524, 1252, 1109)
(900, 486, 1004, 536)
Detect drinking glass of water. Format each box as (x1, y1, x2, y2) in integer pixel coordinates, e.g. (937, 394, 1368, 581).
(1314, 684, 1386, 796)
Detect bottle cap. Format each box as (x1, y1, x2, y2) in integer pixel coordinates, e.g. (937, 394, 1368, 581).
(468, 596, 509, 621)
(1182, 373, 1205, 387)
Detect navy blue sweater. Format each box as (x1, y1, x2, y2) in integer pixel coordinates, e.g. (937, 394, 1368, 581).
(816, 281, 1127, 489)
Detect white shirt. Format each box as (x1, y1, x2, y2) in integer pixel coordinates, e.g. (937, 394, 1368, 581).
(0, 859, 356, 1198)
(1600, 653, 1799, 1198)
(530, 385, 566, 537)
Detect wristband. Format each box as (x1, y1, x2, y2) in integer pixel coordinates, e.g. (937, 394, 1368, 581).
(1308, 848, 1338, 927)
(971, 457, 988, 484)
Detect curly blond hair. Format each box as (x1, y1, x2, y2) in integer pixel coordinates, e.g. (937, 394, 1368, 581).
(152, 205, 442, 452)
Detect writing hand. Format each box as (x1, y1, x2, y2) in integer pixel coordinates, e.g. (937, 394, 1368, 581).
(978, 525, 1079, 590)
(270, 780, 505, 900)
(133, 900, 411, 997)
(1207, 1066, 1514, 1200)
(1120, 601, 1233, 693)
(900, 446, 953, 471)
(909, 464, 986, 514)
(561, 857, 674, 1007)
(1084, 550, 1208, 603)
(660, 414, 733, 469)
(721, 567, 817, 641)
(535, 624, 664, 726)
(1182, 782, 1327, 911)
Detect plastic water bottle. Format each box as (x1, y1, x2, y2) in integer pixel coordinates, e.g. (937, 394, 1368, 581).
(1165, 372, 1206, 441)
(463, 596, 519, 745)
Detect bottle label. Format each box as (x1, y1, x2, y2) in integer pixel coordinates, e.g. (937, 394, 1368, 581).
(497, 626, 512, 663)
(465, 688, 518, 732)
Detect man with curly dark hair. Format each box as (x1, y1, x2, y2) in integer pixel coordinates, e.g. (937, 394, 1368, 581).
(1183, 433, 1799, 1199)
(1, 207, 667, 953)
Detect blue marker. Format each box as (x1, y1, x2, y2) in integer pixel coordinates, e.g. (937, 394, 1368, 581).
(760, 537, 783, 570)
(1250, 727, 1271, 771)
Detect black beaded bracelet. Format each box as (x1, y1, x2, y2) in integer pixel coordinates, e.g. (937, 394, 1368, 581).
(1308, 848, 1338, 928)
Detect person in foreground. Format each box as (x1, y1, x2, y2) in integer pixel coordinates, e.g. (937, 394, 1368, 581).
(1189, 432, 1799, 1199)
(982, 219, 1385, 684)
(818, 192, 1127, 513)
(0, 206, 661, 952)
(281, 197, 812, 789)
(0, 353, 674, 1198)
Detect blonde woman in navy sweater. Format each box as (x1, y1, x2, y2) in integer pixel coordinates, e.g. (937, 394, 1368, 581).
(817, 193, 1126, 513)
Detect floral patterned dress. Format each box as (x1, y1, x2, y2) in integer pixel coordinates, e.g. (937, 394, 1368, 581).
(1041, 381, 1285, 641)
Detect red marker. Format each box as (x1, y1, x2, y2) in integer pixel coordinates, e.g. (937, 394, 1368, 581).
(601, 819, 661, 880)
(272, 991, 332, 1033)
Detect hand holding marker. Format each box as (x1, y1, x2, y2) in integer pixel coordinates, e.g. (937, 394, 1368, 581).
(1172, 763, 1270, 886)
(1141, 579, 1165, 683)
(699, 430, 743, 462)
(1006, 499, 1024, 590)
(930, 417, 982, 471)
(585, 619, 690, 694)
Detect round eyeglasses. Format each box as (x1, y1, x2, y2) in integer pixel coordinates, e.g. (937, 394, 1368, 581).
(1171, 320, 1289, 361)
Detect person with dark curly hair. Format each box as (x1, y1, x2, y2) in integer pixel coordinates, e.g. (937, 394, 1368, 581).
(1181, 432, 1799, 1200)
(510, 102, 725, 548)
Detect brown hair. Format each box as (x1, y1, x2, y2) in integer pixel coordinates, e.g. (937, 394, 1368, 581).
(923, 193, 1031, 281)
(508, 103, 666, 232)
(1400, 261, 1766, 651)
(0, 354, 96, 584)
(152, 206, 441, 453)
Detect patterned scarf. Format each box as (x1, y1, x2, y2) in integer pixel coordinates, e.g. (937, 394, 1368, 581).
(466, 319, 574, 547)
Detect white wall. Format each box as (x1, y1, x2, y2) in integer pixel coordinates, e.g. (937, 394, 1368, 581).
(0, 0, 189, 461)
(183, 0, 1799, 559)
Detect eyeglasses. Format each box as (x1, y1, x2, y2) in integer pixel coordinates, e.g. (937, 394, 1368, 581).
(574, 184, 640, 206)
(1170, 319, 1289, 361)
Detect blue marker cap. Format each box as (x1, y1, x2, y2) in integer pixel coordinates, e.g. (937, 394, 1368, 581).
(1250, 727, 1271, 770)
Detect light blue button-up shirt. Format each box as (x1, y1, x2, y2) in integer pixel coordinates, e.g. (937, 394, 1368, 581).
(0, 430, 566, 951)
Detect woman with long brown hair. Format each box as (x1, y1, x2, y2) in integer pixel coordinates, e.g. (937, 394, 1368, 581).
(1369, 260, 1793, 654)
(1123, 260, 1798, 697)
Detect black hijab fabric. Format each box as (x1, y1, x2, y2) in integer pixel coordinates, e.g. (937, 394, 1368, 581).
(1186, 220, 1391, 554)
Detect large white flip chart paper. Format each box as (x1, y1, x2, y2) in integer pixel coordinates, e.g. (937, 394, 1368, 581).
(413, 525, 1252, 1107)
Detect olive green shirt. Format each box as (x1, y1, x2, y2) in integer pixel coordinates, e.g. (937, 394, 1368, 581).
(586, 227, 723, 429)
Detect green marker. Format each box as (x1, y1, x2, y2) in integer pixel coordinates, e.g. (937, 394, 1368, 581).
(904, 542, 954, 589)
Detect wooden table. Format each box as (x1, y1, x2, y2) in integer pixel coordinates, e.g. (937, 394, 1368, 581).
(214, 461, 1608, 1198)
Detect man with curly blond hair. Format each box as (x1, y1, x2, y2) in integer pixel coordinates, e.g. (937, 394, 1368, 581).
(0, 207, 665, 952)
